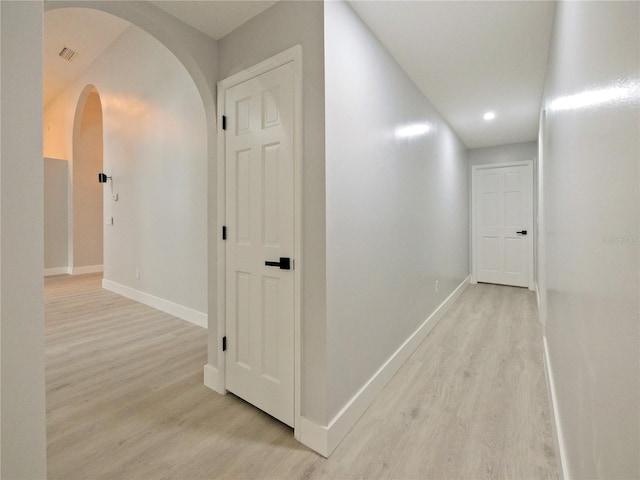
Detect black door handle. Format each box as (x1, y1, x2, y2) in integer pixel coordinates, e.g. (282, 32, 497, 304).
(265, 257, 291, 270)
(516, 230, 527, 235)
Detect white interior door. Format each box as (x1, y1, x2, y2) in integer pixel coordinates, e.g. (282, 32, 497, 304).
(473, 163, 532, 288)
(224, 62, 295, 426)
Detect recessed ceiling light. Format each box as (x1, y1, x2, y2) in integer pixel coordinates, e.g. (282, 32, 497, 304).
(483, 111, 496, 121)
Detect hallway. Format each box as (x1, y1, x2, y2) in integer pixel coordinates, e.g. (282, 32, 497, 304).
(45, 273, 558, 479)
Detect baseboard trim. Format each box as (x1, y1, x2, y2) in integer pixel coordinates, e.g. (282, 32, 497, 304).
(72, 264, 103, 275)
(299, 276, 471, 457)
(543, 336, 570, 480)
(45, 265, 105, 276)
(102, 279, 207, 328)
(297, 416, 329, 457)
(44, 266, 71, 277)
(203, 364, 226, 394)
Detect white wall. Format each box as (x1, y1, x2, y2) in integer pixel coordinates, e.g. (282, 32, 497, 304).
(44, 23, 208, 319)
(468, 141, 537, 166)
(44, 157, 69, 270)
(0, 1, 48, 477)
(325, 1, 469, 420)
(216, 0, 327, 424)
(540, 1, 639, 478)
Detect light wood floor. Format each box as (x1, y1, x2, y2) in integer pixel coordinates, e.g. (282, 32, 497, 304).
(46, 274, 559, 479)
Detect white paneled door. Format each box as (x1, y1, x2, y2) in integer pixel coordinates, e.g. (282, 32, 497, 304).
(224, 61, 295, 426)
(473, 163, 533, 288)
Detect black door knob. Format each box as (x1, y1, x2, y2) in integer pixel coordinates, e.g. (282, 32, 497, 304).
(516, 230, 527, 235)
(265, 257, 291, 270)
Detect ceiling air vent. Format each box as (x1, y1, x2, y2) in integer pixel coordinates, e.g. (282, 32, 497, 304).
(58, 47, 78, 62)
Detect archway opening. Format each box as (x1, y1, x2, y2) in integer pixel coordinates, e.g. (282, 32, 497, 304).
(71, 85, 104, 273)
(43, 7, 212, 475)
(43, 7, 208, 310)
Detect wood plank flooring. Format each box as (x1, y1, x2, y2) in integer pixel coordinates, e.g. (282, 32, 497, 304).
(46, 274, 559, 479)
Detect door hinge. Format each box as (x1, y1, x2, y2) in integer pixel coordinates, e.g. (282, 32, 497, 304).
(222, 115, 227, 130)
(222, 225, 227, 240)
(222, 336, 227, 352)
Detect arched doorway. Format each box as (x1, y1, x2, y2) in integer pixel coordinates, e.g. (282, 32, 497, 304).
(42, 6, 214, 474)
(71, 85, 104, 274)
(43, 7, 210, 316)
(0, 3, 219, 476)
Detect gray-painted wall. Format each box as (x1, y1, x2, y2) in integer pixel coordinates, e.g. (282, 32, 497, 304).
(0, 1, 47, 477)
(325, 1, 469, 420)
(468, 141, 537, 166)
(44, 157, 69, 270)
(540, 1, 639, 478)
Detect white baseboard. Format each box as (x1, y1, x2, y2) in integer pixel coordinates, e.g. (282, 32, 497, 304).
(297, 416, 330, 456)
(543, 336, 569, 480)
(45, 265, 104, 276)
(44, 266, 71, 277)
(102, 279, 207, 328)
(298, 276, 471, 457)
(72, 264, 103, 275)
(203, 364, 226, 394)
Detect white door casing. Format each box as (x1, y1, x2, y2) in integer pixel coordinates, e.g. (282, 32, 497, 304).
(472, 162, 533, 289)
(216, 46, 302, 430)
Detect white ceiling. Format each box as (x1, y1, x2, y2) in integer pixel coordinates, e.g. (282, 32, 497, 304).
(44, 1, 555, 149)
(349, 1, 555, 149)
(44, 8, 130, 106)
(43, 2, 276, 106)
(150, 1, 277, 40)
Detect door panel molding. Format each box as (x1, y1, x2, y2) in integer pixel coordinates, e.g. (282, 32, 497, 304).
(471, 160, 534, 289)
(216, 45, 303, 434)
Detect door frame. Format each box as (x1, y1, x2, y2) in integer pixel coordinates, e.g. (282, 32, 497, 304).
(471, 160, 534, 290)
(216, 45, 303, 435)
